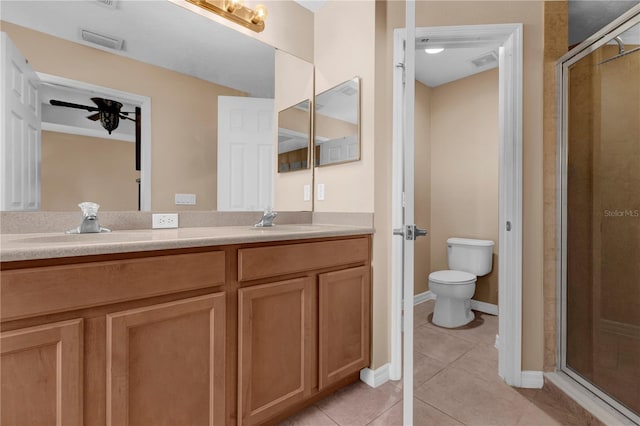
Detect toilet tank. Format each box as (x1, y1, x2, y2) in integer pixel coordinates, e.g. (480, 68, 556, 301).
(447, 237, 494, 276)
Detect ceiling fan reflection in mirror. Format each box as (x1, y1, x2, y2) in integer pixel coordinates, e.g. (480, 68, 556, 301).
(49, 96, 142, 171)
(49, 97, 136, 134)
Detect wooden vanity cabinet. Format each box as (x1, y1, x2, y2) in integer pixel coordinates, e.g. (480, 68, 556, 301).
(236, 236, 371, 425)
(1, 318, 84, 426)
(1, 248, 227, 426)
(0, 234, 372, 426)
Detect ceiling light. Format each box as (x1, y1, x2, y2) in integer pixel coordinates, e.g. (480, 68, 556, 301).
(186, 0, 267, 33)
(425, 47, 444, 55)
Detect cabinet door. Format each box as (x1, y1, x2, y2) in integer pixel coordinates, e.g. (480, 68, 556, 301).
(238, 277, 313, 425)
(319, 266, 371, 390)
(106, 292, 225, 426)
(1, 318, 83, 426)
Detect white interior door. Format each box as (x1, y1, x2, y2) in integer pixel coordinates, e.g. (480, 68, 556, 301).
(217, 96, 274, 211)
(1, 32, 41, 211)
(391, 7, 420, 426)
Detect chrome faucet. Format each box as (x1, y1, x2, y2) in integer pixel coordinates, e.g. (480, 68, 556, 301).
(254, 208, 278, 227)
(66, 202, 111, 234)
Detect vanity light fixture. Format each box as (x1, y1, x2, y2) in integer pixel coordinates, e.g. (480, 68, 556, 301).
(186, 0, 267, 32)
(424, 47, 445, 54)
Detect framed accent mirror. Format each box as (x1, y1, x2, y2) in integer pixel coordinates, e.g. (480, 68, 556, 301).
(277, 99, 311, 173)
(314, 77, 360, 167)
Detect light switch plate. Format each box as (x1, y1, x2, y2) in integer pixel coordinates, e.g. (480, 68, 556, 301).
(152, 213, 178, 229)
(317, 183, 325, 201)
(304, 185, 311, 201)
(175, 193, 196, 205)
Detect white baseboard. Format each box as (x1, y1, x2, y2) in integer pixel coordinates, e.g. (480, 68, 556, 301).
(360, 363, 391, 388)
(414, 290, 436, 305)
(470, 299, 498, 316)
(520, 371, 544, 388)
(414, 290, 498, 316)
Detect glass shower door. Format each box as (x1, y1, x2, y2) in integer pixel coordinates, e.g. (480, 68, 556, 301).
(561, 15, 640, 423)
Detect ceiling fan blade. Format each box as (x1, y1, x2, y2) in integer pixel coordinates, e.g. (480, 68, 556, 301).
(87, 113, 101, 121)
(50, 99, 99, 112)
(119, 114, 135, 121)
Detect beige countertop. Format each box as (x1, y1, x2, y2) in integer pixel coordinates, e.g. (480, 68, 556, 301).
(0, 224, 374, 262)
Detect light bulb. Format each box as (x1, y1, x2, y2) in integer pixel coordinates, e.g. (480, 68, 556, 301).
(226, 0, 242, 13)
(251, 4, 268, 24)
(425, 47, 445, 54)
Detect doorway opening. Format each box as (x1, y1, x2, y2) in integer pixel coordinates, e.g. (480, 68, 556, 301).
(391, 22, 525, 417)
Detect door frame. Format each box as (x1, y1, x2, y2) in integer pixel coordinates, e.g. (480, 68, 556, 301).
(391, 22, 524, 387)
(37, 73, 152, 211)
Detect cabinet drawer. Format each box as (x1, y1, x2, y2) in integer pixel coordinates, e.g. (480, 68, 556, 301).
(1, 251, 225, 321)
(238, 237, 369, 282)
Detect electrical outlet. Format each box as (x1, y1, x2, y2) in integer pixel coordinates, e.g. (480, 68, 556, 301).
(152, 213, 178, 229)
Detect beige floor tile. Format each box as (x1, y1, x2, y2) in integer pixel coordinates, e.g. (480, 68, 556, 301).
(415, 367, 534, 426)
(414, 324, 475, 365)
(315, 381, 402, 426)
(414, 300, 435, 328)
(368, 398, 464, 426)
(515, 403, 564, 426)
(278, 405, 339, 426)
(394, 351, 447, 390)
(430, 311, 499, 346)
(450, 341, 499, 377)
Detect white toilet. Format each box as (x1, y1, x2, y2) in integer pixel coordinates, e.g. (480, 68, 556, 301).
(429, 237, 494, 328)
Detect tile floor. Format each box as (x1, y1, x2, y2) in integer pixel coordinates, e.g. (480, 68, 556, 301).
(279, 300, 600, 426)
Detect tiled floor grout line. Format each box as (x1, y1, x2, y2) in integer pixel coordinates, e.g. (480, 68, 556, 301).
(364, 399, 401, 426)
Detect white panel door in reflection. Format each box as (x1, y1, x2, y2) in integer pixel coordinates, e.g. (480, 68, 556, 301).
(1, 32, 41, 211)
(217, 96, 274, 211)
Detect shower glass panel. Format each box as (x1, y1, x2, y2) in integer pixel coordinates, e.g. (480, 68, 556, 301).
(561, 14, 640, 422)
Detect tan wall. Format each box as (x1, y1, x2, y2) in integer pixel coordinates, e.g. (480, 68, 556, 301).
(173, 0, 314, 63)
(41, 132, 139, 211)
(414, 81, 432, 294)
(1, 21, 245, 212)
(542, 1, 567, 371)
(273, 49, 314, 211)
(429, 69, 500, 304)
(314, 1, 376, 213)
(378, 0, 545, 371)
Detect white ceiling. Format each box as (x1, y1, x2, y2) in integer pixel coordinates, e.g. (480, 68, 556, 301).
(1, 0, 275, 98)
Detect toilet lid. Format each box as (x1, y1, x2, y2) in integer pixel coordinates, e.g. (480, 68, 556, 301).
(429, 270, 476, 285)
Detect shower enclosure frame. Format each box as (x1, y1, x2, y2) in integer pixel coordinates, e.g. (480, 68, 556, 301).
(556, 5, 640, 424)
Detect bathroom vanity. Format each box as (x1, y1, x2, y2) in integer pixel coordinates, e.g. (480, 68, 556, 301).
(0, 226, 372, 425)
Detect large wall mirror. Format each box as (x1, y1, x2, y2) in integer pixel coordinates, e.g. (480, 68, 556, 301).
(278, 99, 311, 173)
(314, 77, 360, 167)
(1, 0, 313, 212)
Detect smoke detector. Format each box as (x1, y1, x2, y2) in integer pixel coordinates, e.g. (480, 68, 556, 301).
(80, 29, 124, 51)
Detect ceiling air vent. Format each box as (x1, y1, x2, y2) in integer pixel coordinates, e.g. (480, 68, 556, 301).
(80, 29, 124, 51)
(470, 51, 498, 68)
(95, 0, 118, 9)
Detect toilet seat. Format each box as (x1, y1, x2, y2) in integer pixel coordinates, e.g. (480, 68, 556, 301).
(429, 270, 476, 285)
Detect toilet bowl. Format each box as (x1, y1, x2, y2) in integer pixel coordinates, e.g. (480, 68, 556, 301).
(428, 238, 494, 328)
(429, 270, 477, 328)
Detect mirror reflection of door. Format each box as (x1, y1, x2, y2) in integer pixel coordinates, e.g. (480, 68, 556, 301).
(1, 32, 41, 211)
(278, 99, 311, 173)
(217, 96, 274, 211)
